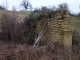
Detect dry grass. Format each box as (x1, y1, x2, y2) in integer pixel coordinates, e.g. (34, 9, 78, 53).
(0, 41, 79, 60)
(0, 10, 30, 22)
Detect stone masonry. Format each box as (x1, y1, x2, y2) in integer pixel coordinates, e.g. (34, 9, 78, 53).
(36, 11, 72, 49)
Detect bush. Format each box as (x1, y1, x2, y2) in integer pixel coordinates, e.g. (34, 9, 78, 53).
(72, 30, 80, 46)
(0, 12, 36, 45)
(22, 13, 37, 45)
(0, 12, 17, 42)
(0, 6, 6, 10)
(0, 12, 25, 43)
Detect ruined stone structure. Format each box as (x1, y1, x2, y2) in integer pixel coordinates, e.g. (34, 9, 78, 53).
(36, 11, 72, 49)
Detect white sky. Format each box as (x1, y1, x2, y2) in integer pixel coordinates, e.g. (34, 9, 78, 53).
(0, 0, 80, 13)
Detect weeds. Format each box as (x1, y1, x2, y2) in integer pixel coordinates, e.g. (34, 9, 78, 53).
(0, 41, 79, 60)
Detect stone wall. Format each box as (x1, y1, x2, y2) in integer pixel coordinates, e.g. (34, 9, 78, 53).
(36, 11, 72, 49)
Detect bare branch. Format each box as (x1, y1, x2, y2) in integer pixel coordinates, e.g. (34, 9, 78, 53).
(33, 19, 48, 47)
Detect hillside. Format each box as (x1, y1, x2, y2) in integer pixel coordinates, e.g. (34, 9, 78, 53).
(0, 10, 30, 22)
(69, 16, 80, 32)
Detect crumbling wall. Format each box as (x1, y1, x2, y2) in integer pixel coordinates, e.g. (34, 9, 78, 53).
(36, 11, 72, 49)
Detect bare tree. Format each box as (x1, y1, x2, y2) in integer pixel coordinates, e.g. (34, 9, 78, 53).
(20, 0, 32, 11)
(57, 3, 69, 11)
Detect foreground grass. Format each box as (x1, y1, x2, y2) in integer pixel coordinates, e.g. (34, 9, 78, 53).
(0, 41, 79, 60)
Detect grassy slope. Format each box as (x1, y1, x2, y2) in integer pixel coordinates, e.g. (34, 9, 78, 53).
(0, 10, 31, 22)
(0, 10, 30, 16)
(69, 16, 80, 33)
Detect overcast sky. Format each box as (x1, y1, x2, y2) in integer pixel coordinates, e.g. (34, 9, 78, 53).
(0, 0, 80, 13)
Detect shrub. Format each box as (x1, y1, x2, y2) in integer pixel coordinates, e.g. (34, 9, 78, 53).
(22, 13, 37, 45)
(0, 12, 36, 45)
(0, 12, 17, 42)
(0, 6, 6, 10)
(72, 30, 80, 46)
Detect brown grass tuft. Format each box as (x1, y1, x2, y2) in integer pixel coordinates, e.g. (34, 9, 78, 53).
(0, 41, 80, 60)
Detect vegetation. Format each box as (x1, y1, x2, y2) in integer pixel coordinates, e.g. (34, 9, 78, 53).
(20, 0, 32, 11)
(69, 16, 80, 46)
(0, 0, 80, 60)
(57, 3, 69, 11)
(0, 12, 36, 44)
(0, 6, 6, 10)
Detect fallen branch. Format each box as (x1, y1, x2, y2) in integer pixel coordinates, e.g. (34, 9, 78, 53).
(33, 20, 47, 47)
